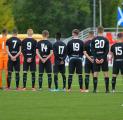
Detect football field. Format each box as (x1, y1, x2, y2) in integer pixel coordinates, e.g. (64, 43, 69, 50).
(0, 67, 123, 120)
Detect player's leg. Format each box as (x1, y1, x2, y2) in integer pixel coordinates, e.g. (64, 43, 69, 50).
(46, 60, 52, 90)
(111, 62, 118, 92)
(39, 61, 44, 89)
(30, 61, 36, 90)
(53, 64, 59, 90)
(93, 62, 100, 93)
(68, 59, 75, 91)
(4, 57, 8, 88)
(102, 60, 109, 93)
(23, 61, 28, 90)
(76, 59, 83, 92)
(84, 60, 91, 92)
(14, 60, 20, 89)
(7, 60, 13, 89)
(0, 59, 3, 89)
(60, 64, 66, 90)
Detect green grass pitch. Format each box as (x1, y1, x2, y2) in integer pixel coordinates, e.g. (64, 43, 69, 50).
(0, 67, 123, 120)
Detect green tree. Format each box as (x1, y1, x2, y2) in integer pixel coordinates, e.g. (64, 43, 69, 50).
(0, 0, 15, 32)
(13, 0, 91, 37)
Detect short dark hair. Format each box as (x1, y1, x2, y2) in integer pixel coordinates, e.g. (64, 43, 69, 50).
(56, 32, 61, 40)
(42, 30, 49, 37)
(117, 33, 123, 39)
(97, 26, 104, 33)
(1, 28, 8, 34)
(13, 29, 18, 34)
(72, 29, 80, 35)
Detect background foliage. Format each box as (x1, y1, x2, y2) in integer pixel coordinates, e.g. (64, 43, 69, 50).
(0, 0, 122, 36)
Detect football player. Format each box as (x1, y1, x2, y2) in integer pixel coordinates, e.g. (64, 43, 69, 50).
(6, 29, 21, 90)
(110, 33, 123, 92)
(84, 31, 95, 92)
(0, 29, 8, 89)
(91, 26, 109, 93)
(67, 29, 84, 92)
(22, 29, 37, 91)
(36, 30, 53, 90)
(53, 32, 67, 91)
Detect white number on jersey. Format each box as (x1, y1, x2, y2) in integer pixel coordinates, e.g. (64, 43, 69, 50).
(27, 42, 32, 50)
(12, 40, 17, 49)
(58, 46, 64, 54)
(73, 43, 80, 51)
(115, 46, 122, 55)
(41, 44, 48, 52)
(95, 40, 105, 48)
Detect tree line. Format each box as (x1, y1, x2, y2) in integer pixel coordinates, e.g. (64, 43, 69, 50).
(0, 0, 122, 37)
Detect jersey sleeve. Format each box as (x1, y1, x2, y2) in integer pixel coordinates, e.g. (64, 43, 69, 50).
(21, 40, 27, 59)
(50, 42, 53, 51)
(110, 44, 114, 53)
(67, 41, 71, 56)
(62, 44, 67, 61)
(91, 39, 96, 58)
(31, 40, 37, 59)
(6, 39, 10, 46)
(101, 39, 109, 59)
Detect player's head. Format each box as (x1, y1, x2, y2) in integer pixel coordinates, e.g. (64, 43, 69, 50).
(117, 33, 123, 40)
(1, 28, 8, 36)
(97, 26, 104, 34)
(72, 29, 80, 37)
(42, 30, 49, 39)
(88, 31, 94, 39)
(56, 32, 61, 41)
(27, 29, 33, 37)
(12, 29, 18, 36)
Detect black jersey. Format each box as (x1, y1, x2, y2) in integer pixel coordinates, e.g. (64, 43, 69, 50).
(37, 40, 52, 58)
(84, 40, 92, 56)
(111, 42, 123, 61)
(91, 36, 109, 59)
(53, 40, 67, 64)
(67, 39, 84, 58)
(22, 38, 37, 60)
(6, 37, 21, 59)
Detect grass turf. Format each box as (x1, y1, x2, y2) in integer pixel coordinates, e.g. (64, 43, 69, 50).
(0, 67, 123, 120)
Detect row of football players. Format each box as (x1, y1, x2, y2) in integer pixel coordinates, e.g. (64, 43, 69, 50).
(2, 27, 123, 93)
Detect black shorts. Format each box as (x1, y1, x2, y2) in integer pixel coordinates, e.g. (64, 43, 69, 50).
(113, 61, 123, 75)
(69, 58, 83, 74)
(8, 59, 20, 72)
(54, 64, 65, 74)
(93, 59, 108, 72)
(85, 58, 94, 74)
(23, 60, 36, 72)
(39, 59, 52, 73)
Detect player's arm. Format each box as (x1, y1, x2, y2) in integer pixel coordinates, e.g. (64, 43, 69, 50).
(101, 40, 109, 59)
(44, 43, 53, 62)
(44, 50, 53, 62)
(91, 40, 100, 64)
(67, 42, 71, 57)
(110, 45, 114, 60)
(84, 51, 93, 63)
(31, 41, 37, 60)
(6, 46, 13, 58)
(62, 45, 67, 61)
(14, 46, 21, 59)
(36, 49, 45, 63)
(21, 40, 28, 59)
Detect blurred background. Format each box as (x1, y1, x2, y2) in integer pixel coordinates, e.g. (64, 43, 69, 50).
(0, 0, 122, 37)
